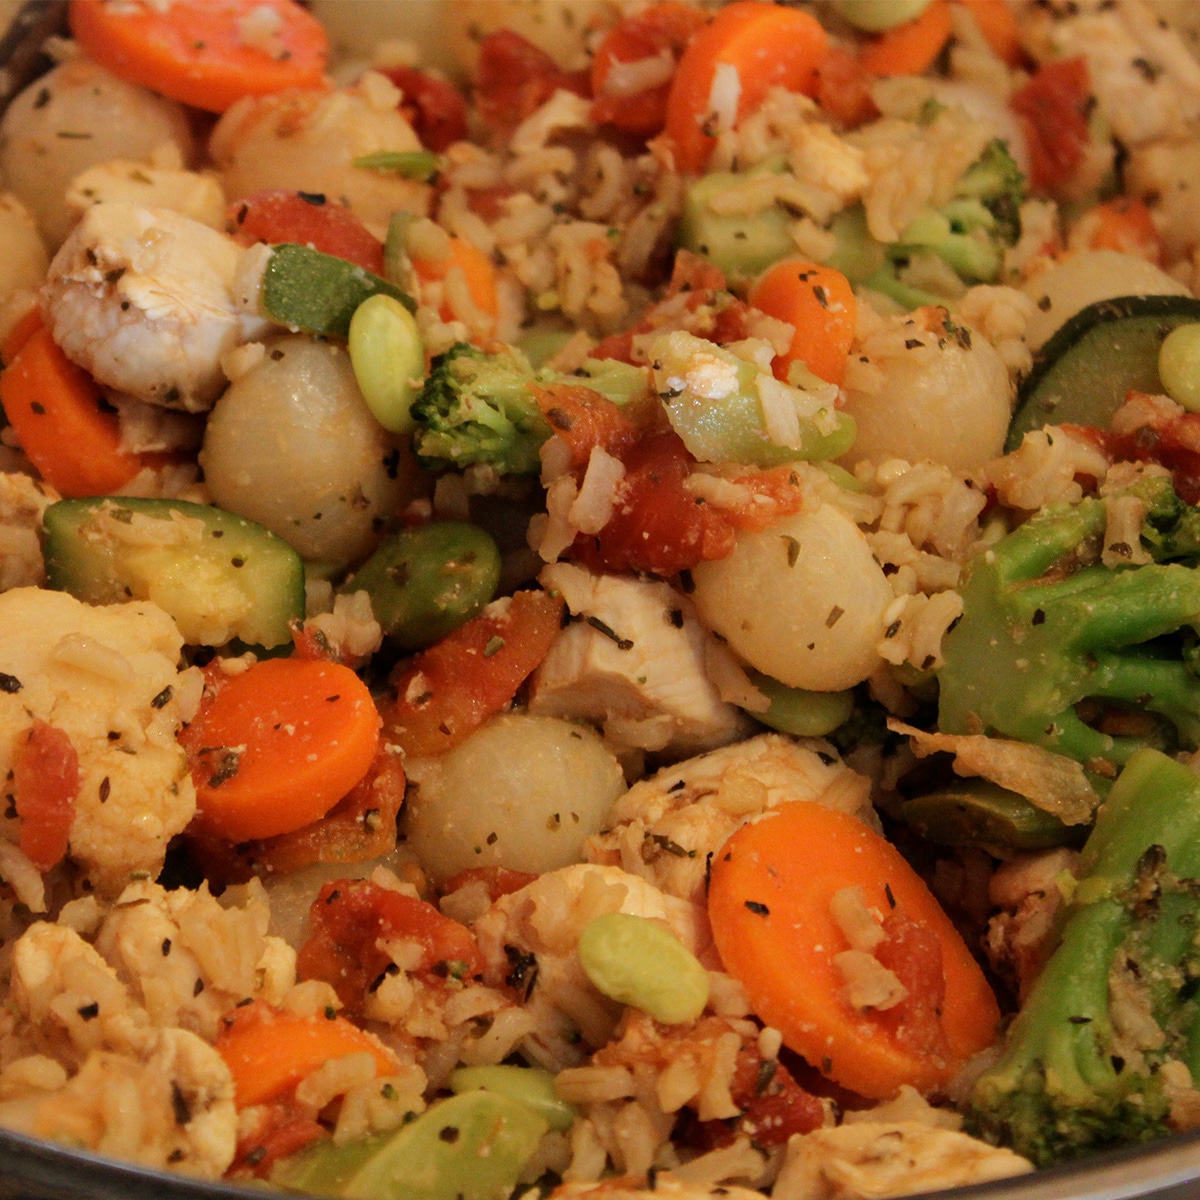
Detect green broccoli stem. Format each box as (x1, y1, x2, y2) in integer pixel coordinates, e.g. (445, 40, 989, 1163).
(938, 495, 1200, 775)
(968, 749, 1200, 1165)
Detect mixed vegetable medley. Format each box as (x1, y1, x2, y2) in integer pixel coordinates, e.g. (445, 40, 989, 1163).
(5, 0, 1200, 1196)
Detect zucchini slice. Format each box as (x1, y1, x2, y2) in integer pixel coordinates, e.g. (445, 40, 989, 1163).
(1007, 294, 1200, 450)
(44, 497, 305, 648)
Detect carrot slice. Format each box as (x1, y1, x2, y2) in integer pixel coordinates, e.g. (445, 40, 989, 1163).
(216, 1000, 396, 1108)
(955, 0, 1023, 67)
(1081, 196, 1163, 264)
(747, 259, 856, 386)
(708, 801, 1000, 1099)
(182, 658, 380, 843)
(69, 0, 328, 114)
(13, 721, 78, 872)
(859, 0, 954, 77)
(664, 2, 828, 174)
(412, 236, 499, 322)
(0, 322, 143, 498)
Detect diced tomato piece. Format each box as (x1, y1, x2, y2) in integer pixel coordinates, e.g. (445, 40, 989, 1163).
(1011, 57, 1092, 195)
(815, 46, 879, 129)
(298, 878, 484, 1011)
(532, 381, 651, 471)
(380, 65, 468, 151)
(231, 1099, 324, 1178)
(572, 430, 737, 575)
(718, 1049, 826, 1148)
(226, 190, 384, 274)
(442, 866, 538, 902)
(382, 588, 564, 759)
(475, 30, 591, 137)
(591, 2, 708, 136)
(13, 720, 78, 872)
(873, 909, 951, 1063)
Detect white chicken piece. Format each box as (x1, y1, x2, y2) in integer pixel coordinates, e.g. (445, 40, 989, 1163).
(529, 562, 749, 754)
(31, 1028, 236, 1179)
(473, 863, 712, 1070)
(0, 587, 197, 898)
(66, 161, 225, 232)
(586, 734, 875, 905)
(0, 471, 55, 591)
(94, 880, 296, 1042)
(41, 203, 268, 412)
(11, 922, 144, 1066)
(772, 1122, 1032, 1200)
(1030, 0, 1200, 149)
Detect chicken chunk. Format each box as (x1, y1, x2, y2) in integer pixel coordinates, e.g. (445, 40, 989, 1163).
(41, 203, 267, 412)
(95, 879, 296, 1042)
(529, 563, 749, 754)
(31, 1027, 235, 1179)
(473, 864, 711, 1070)
(0, 587, 197, 897)
(772, 1121, 1031, 1200)
(585, 735, 875, 905)
(0, 472, 55, 591)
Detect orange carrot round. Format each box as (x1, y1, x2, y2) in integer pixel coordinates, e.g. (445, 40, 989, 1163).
(216, 1000, 396, 1108)
(69, 0, 329, 114)
(413, 236, 499, 322)
(859, 0, 954, 77)
(0, 323, 143, 497)
(1082, 197, 1163, 264)
(954, 0, 1023, 67)
(664, 2, 828, 174)
(183, 658, 380, 843)
(708, 801, 1000, 1099)
(747, 259, 857, 386)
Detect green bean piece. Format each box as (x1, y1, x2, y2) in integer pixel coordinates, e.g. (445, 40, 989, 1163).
(749, 670, 854, 736)
(349, 294, 426, 434)
(1159, 323, 1200, 413)
(448, 1066, 578, 1132)
(352, 150, 442, 181)
(832, 0, 934, 32)
(578, 912, 709, 1024)
(341, 521, 501, 650)
(342, 1091, 548, 1200)
(898, 781, 1084, 851)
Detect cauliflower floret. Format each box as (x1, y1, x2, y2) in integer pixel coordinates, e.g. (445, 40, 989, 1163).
(41, 203, 268, 412)
(0, 587, 197, 897)
(529, 563, 749, 755)
(586, 735, 874, 905)
(473, 864, 711, 1070)
(95, 879, 296, 1041)
(772, 1121, 1032, 1199)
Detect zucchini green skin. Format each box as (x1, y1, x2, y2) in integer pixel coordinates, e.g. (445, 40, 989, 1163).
(44, 498, 305, 648)
(261, 243, 416, 339)
(1007, 295, 1200, 450)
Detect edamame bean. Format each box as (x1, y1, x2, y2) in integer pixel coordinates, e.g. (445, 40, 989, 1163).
(342, 1091, 548, 1200)
(578, 912, 709, 1024)
(749, 671, 854, 737)
(349, 293, 425, 434)
(1158, 323, 1200, 413)
(341, 521, 501, 649)
(449, 1066, 578, 1132)
(832, 0, 934, 32)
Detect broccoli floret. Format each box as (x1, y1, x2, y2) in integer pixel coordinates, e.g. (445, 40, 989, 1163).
(410, 343, 552, 475)
(937, 482, 1200, 779)
(876, 137, 1027, 298)
(967, 748, 1200, 1165)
